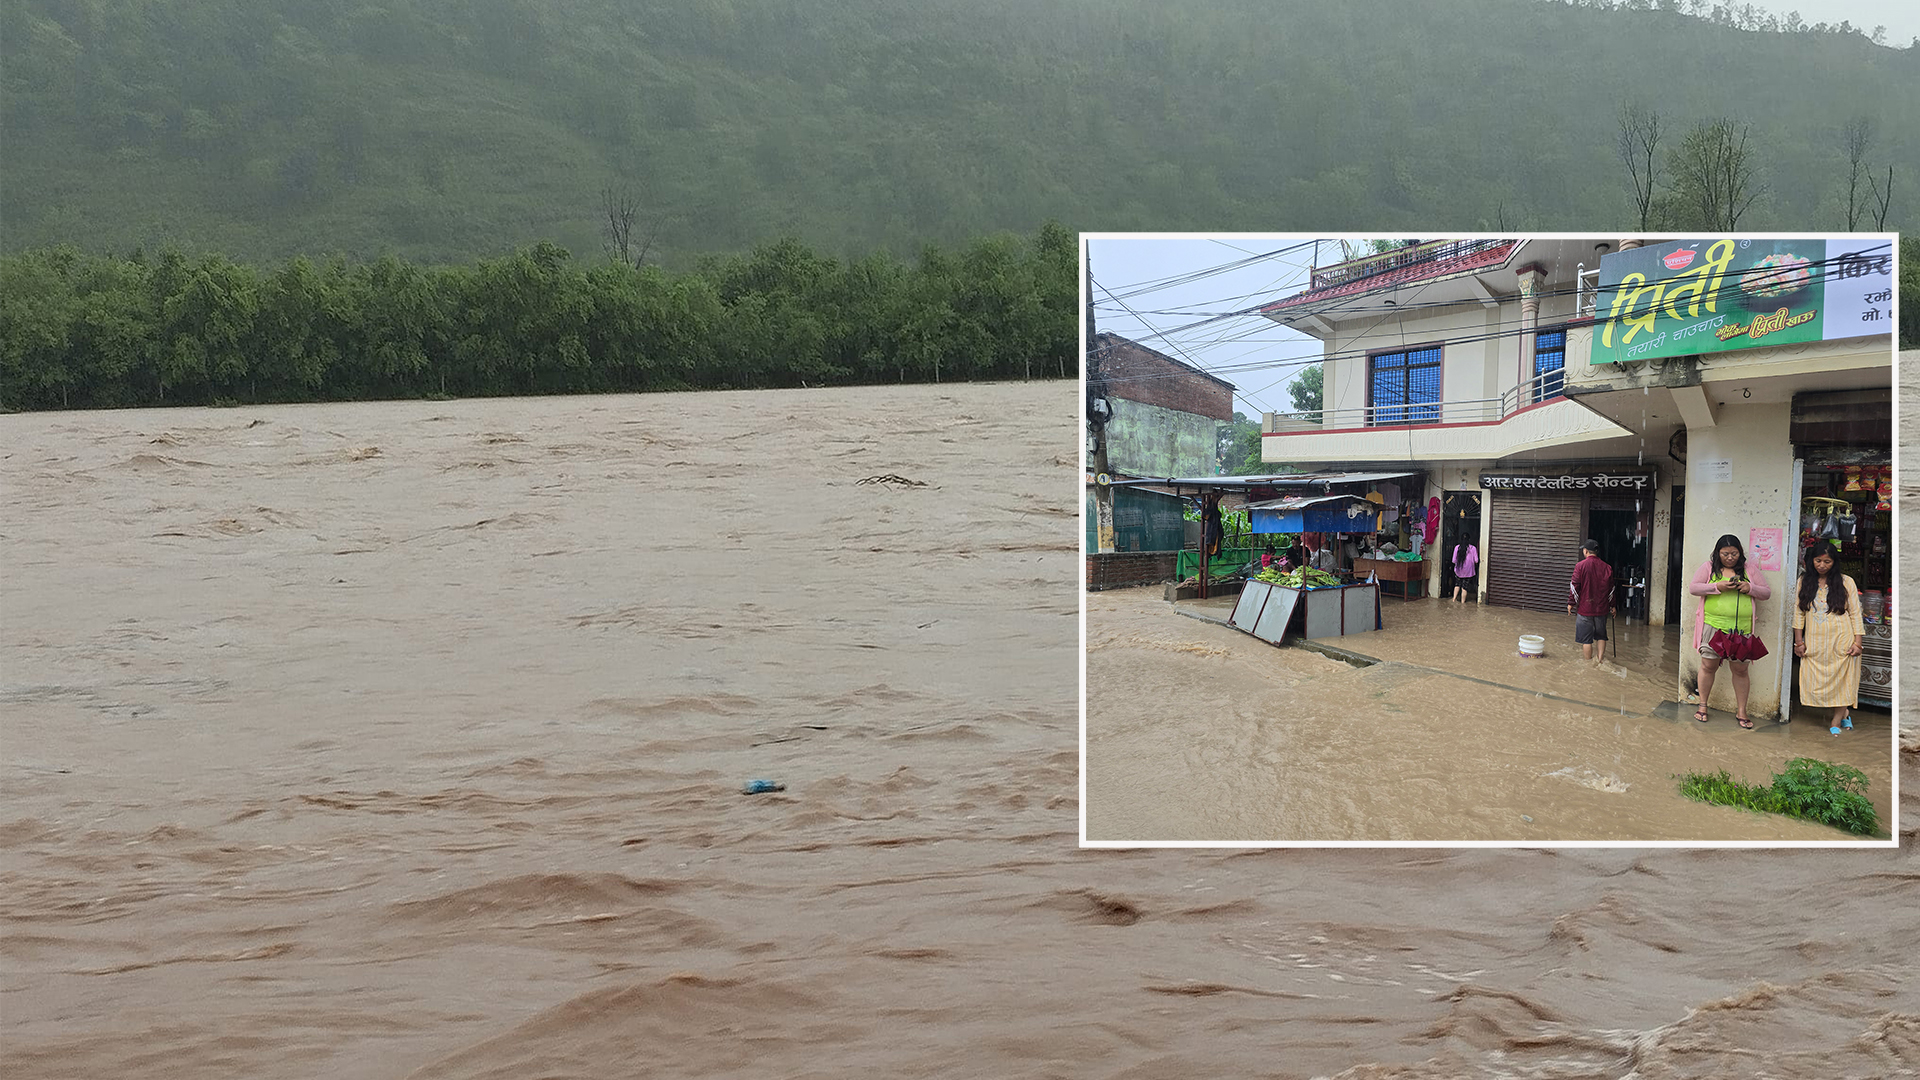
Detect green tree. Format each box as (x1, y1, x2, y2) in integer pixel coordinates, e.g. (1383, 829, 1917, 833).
(1288, 364, 1323, 415)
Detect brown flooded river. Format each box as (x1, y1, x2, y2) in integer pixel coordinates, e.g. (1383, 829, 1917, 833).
(4, 380, 1915, 1079)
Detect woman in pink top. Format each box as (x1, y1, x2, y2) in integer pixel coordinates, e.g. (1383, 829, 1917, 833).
(1451, 543, 1478, 603)
(1688, 533, 1771, 728)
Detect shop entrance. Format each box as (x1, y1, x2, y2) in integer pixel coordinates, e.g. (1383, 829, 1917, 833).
(1588, 497, 1650, 621)
(1439, 491, 1482, 600)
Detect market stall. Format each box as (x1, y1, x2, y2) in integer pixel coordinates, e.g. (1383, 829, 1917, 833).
(1228, 574, 1380, 646)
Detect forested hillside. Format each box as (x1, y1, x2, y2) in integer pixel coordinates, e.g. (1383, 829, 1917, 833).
(5, 0, 1915, 264)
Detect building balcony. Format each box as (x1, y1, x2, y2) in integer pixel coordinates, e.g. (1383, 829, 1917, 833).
(1262, 373, 1634, 464)
(1307, 238, 1515, 292)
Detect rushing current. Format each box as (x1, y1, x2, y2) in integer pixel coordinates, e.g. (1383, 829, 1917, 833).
(3, 380, 1913, 1079)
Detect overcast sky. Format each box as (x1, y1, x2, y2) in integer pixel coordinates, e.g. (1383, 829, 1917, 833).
(1746, 0, 1919, 43)
(1087, 236, 1355, 421)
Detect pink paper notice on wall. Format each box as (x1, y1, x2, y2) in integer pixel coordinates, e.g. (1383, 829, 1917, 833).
(1748, 527, 1784, 572)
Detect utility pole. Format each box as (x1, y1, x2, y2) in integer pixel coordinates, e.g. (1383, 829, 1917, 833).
(1087, 247, 1115, 555)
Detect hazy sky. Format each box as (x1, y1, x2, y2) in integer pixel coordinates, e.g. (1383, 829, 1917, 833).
(1087, 237, 1341, 421)
(1748, 0, 1919, 43)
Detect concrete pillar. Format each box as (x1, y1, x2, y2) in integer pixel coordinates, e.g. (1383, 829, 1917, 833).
(1477, 486, 1494, 604)
(1676, 402, 1795, 722)
(1514, 263, 1547, 403)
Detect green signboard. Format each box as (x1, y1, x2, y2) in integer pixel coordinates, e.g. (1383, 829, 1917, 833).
(1591, 238, 1892, 365)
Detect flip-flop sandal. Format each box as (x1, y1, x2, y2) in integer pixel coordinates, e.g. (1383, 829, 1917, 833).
(1830, 726, 1842, 735)
(1842, 714, 1853, 730)
(1737, 717, 1753, 729)
(1694, 707, 1710, 723)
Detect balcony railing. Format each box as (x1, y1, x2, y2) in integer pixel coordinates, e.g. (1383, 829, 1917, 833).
(1309, 238, 1513, 291)
(1575, 265, 1601, 319)
(1268, 369, 1569, 432)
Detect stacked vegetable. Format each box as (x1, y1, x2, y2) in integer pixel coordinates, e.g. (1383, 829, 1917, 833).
(1254, 567, 1342, 588)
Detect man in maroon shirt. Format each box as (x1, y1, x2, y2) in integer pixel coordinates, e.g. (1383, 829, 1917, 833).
(1567, 538, 1615, 664)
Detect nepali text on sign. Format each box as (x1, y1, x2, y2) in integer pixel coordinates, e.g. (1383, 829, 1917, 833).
(1479, 472, 1656, 491)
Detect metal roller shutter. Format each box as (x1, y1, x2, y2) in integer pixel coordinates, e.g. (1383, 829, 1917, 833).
(1486, 492, 1586, 612)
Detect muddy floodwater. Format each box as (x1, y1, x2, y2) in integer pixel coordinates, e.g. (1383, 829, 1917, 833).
(1086, 588, 1895, 842)
(4, 380, 1917, 1080)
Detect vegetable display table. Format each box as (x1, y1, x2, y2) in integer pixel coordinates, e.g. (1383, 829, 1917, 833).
(1353, 557, 1427, 600)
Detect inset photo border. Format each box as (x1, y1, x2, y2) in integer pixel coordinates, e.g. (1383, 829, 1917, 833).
(1079, 232, 1900, 848)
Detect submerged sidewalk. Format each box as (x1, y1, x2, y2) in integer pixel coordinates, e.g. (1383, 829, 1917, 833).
(1170, 592, 1889, 732)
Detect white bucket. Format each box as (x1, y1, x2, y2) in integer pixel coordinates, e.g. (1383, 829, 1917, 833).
(1518, 634, 1546, 658)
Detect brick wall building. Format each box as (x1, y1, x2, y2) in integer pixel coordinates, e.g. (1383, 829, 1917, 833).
(1092, 332, 1233, 421)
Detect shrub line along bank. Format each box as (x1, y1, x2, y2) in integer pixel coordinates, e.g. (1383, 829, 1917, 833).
(0, 224, 1077, 411)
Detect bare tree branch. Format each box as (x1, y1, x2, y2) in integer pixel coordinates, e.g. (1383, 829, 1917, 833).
(602, 186, 639, 267)
(1842, 117, 1873, 230)
(1868, 164, 1894, 231)
(1617, 104, 1661, 231)
(1668, 118, 1763, 230)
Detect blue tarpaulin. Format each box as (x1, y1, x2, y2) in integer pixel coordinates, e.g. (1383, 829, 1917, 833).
(1248, 494, 1375, 534)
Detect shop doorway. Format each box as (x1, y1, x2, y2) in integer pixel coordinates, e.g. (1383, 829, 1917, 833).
(1439, 491, 1482, 599)
(1588, 497, 1650, 621)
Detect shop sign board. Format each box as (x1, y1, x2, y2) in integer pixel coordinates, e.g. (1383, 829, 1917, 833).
(1591, 238, 1894, 365)
(1479, 471, 1656, 492)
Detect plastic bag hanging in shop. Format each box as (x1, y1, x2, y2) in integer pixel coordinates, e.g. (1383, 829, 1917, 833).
(1834, 507, 1857, 541)
(1423, 496, 1440, 545)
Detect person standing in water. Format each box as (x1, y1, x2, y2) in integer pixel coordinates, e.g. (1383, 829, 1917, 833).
(1791, 544, 1864, 735)
(1567, 538, 1614, 664)
(1451, 541, 1478, 603)
(1689, 533, 1771, 728)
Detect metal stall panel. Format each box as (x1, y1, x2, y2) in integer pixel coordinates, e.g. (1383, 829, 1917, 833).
(1302, 589, 1344, 639)
(1251, 587, 1301, 645)
(1341, 584, 1380, 636)
(1230, 579, 1272, 631)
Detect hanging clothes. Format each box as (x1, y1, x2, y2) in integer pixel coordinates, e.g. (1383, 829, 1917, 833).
(1423, 497, 1440, 545)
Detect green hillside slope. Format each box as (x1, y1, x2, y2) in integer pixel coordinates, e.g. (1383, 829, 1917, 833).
(4, 0, 1915, 263)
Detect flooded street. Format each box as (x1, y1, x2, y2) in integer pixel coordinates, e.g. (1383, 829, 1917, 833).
(1086, 588, 1894, 842)
(3, 379, 1916, 1079)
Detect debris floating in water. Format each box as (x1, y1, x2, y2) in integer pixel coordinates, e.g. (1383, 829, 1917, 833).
(741, 779, 787, 795)
(855, 474, 927, 486)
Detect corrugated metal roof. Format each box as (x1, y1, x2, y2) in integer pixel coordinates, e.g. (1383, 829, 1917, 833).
(1107, 470, 1418, 490)
(1242, 494, 1373, 511)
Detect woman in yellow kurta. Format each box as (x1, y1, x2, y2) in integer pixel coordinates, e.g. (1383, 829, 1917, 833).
(1791, 545, 1865, 735)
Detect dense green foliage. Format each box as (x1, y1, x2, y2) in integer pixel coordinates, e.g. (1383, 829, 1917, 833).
(1677, 757, 1880, 836)
(4, 0, 1916, 264)
(0, 225, 1074, 410)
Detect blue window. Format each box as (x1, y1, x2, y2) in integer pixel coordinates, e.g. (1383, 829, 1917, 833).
(1534, 328, 1566, 403)
(1368, 346, 1441, 426)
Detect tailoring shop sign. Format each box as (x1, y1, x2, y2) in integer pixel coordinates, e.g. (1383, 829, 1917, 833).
(1480, 471, 1656, 492)
(1591, 238, 1894, 364)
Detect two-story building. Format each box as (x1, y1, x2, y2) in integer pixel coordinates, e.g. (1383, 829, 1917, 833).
(1258, 236, 1894, 721)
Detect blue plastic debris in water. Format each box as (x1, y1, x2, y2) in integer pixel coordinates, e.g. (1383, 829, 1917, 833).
(741, 779, 786, 794)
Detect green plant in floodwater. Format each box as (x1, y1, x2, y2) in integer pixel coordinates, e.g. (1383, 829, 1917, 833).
(1676, 758, 1878, 836)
